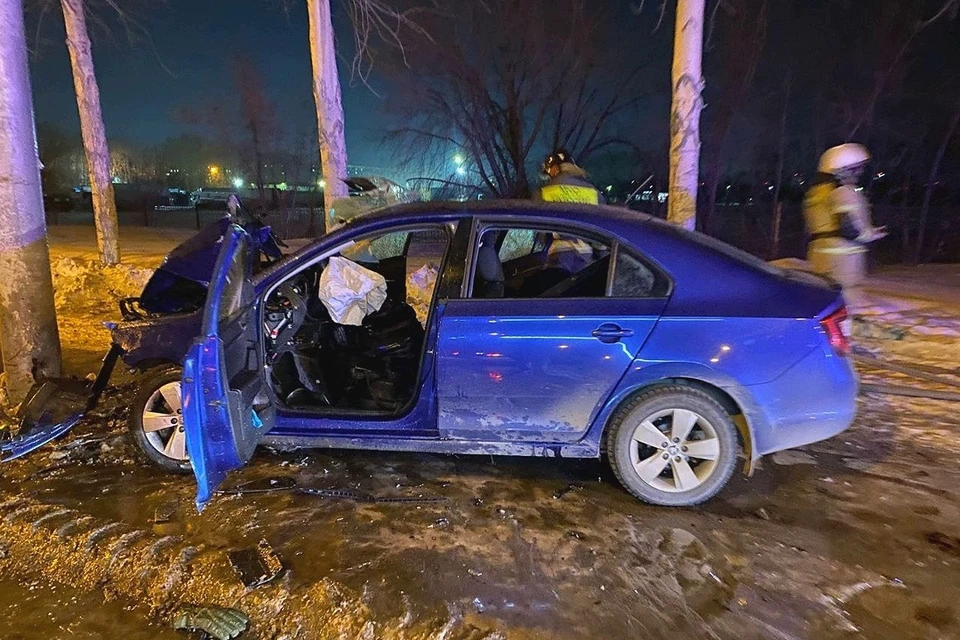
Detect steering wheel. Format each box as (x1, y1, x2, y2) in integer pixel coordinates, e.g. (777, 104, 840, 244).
(265, 282, 308, 353)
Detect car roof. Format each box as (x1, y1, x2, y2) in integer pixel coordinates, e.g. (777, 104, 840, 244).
(347, 199, 653, 228)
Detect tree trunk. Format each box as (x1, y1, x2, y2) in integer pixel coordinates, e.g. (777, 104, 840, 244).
(307, 0, 349, 230)
(0, 0, 62, 405)
(914, 98, 960, 263)
(60, 0, 120, 265)
(666, 0, 705, 231)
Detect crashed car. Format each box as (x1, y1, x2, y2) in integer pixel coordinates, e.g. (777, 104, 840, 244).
(9, 201, 858, 508)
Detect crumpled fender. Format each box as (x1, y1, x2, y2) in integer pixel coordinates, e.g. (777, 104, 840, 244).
(110, 311, 202, 370)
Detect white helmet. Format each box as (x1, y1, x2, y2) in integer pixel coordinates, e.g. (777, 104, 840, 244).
(818, 143, 871, 175)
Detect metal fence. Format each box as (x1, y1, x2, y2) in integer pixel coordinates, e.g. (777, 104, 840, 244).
(47, 206, 325, 240)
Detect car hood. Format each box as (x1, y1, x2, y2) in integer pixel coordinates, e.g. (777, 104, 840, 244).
(159, 216, 233, 285)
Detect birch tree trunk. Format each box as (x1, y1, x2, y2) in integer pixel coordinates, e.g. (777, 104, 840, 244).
(61, 0, 120, 265)
(307, 0, 349, 228)
(0, 0, 62, 405)
(666, 0, 705, 231)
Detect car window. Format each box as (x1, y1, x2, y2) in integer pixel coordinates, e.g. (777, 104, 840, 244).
(498, 229, 536, 262)
(342, 231, 408, 263)
(472, 227, 610, 299)
(611, 248, 670, 298)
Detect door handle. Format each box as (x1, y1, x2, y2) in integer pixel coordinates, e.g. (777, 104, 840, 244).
(591, 323, 634, 343)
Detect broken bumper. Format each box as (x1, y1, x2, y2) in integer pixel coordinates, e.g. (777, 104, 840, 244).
(1, 344, 123, 461)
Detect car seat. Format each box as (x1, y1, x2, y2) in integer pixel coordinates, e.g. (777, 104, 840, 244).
(476, 240, 505, 298)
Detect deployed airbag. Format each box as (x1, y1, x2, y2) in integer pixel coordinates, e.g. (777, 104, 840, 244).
(318, 256, 387, 325)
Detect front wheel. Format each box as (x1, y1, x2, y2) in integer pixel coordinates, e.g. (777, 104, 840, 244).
(606, 386, 739, 506)
(128, 366, 192, 474)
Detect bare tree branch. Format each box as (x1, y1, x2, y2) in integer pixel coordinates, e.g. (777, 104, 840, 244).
(382, 0, 648, 198)
(343, 0, 436, 88)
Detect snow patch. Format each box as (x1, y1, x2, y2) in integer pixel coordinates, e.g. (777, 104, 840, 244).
(50, 257, 154, 312)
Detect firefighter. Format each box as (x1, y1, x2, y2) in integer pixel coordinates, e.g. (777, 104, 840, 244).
(536, 149, 603, 204)
(803, 143, 887, 308)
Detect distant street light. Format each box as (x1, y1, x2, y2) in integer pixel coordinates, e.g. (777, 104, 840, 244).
(453, 154, 464, 166)
(455, 166, 466, 176)
(232, 177, 244, 189)
(318, 179, 326, 189)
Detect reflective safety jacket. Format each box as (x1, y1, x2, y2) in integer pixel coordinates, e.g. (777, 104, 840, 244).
(803, 178, 875, 256)
(537, 165, 602, 205)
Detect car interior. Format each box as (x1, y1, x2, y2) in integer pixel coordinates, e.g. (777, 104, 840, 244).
(262, 227, 448, 414)
(472, 228, 667, 299)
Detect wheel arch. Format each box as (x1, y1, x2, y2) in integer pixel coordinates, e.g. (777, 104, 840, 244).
(597, 371, 758, 475)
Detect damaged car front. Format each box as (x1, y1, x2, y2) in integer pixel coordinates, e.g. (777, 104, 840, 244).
(2, 210, 285, 463)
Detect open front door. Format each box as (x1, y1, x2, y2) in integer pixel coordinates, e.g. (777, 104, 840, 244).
(182, 225, 275, 510)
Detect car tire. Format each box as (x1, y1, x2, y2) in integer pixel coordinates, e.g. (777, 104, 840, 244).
(606, 386, 739, 506)
(128, 366, 192, 474)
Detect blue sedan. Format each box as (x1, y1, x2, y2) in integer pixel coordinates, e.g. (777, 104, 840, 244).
(182, 201, 857, 509)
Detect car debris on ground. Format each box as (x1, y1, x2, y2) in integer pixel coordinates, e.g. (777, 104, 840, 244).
(171, 604, 250, 639)
(228, 539, 284, 588)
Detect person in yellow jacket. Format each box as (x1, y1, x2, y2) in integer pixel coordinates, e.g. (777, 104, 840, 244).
(803, 143, 887, 308)
(536, 149, 604, 205)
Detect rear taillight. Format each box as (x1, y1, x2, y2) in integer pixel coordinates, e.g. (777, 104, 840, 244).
(820, 306, 851, 357)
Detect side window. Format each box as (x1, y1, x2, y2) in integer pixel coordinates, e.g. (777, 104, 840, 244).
(342, 231, 408, 263)
(498, 229, 536, 262)
(472, 227, 610, 299)
(611, 249, 668, 298)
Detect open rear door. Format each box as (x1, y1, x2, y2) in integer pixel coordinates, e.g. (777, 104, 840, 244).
(182, 225, 275, 510)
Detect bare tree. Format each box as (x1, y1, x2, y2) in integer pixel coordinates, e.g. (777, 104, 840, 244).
(306, 0, 348, 217)
(232, 56, 278, 200)
(769, 72, 790, 259)
(304, 0, 430, 225)
(385, 0, 647, 198)
(176, 57, 279, 203)
(0, 0, 62, 405)
(666, 0, 705, 230)
(58, 0, 120, 265)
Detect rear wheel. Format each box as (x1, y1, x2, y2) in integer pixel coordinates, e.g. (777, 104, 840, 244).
(128, 366, 191, 474)
(606, 386, 739, 506)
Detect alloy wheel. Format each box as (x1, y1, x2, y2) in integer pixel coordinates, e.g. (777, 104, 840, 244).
(141, 381, 188, 461)
(628, 408, 720, 493)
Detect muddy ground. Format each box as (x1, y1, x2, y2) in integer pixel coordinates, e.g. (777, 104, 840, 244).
(0, 230, 958, 639)
(2, 369, 960, 639)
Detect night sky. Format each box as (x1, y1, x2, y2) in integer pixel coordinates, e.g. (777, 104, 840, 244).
(27, 0, 384, 165)
(27, 1, 960, 180)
